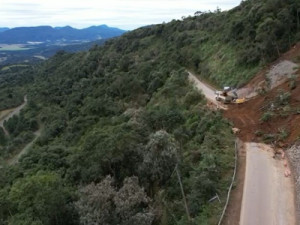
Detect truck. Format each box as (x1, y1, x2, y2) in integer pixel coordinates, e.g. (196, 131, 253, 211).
(215, 87, 240, 104)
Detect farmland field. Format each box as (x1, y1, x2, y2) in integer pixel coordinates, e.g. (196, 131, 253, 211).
(0, 44, 31, 51)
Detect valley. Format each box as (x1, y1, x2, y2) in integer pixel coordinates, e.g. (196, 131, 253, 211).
(0, 25, 126, 65)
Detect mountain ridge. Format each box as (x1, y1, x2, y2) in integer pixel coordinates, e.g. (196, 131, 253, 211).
(0, 25, 126, 44)
(0, 28, 9, 33)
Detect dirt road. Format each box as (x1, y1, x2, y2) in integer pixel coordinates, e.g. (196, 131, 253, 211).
(8, 128, 41, 165)
(0, 96, 27, 134)
(188, 72, 216, 102)
(240, 143, 296, 225)
(188, 72, 229, 110)
(0, 96, 41, 165)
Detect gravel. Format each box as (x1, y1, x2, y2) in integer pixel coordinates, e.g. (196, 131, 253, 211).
(266, 60, 299, 89)
(287, 144, 300, 224)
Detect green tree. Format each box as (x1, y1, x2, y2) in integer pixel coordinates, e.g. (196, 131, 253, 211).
(0, 127, 7, 145)
(8, 171, 76, 225)
(140, 130, 178, 187)
(76, 176, 154, 225)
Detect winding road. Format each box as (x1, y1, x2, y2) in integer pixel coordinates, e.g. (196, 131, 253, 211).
(188, 72, 296, 225)
(188, 72, 217, 103)
(0, 95, 27, 135)
(187, 72, 227, 110)
(0, 96, 41, 165)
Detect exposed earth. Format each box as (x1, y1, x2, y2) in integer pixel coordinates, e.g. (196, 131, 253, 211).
(224, 66, 300, 146)
(224, 43, 300, 146)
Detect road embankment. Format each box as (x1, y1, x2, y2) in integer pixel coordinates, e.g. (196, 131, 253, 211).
(287, 145, 300, 224)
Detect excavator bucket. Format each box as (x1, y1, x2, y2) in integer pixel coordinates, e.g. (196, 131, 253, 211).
(235, 98, 246, 104)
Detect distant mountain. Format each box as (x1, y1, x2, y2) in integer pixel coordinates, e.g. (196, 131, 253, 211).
(0, 25, 126, 44)
(0, 39, 108, 65)
(0, 28, 9, 33)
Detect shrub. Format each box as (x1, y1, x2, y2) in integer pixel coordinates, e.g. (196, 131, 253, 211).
(255, 130, 264, 137)
(278, 128, 289, 140)
(260, 111, 274, 122)
(289, 75, 297, 90)
(274, 91, 291, 106)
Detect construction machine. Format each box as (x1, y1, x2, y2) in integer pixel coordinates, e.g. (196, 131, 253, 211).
(215, 87, 244, 104)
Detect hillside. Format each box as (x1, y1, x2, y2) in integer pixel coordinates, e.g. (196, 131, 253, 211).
(0, 0, 299, 225)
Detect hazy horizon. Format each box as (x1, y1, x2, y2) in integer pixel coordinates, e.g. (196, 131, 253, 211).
(0, 0, 241, 30)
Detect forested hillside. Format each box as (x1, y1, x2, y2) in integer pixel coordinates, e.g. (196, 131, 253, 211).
(0, 0, 299, 224)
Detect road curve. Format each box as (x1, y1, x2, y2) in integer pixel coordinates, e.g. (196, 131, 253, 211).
(188, 72, 216, 102)
(0, 96, 27, 134)
(240, 143, 296, 225)
(188, 72, 228, 110)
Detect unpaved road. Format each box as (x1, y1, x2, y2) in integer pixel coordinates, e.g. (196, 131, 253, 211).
(0, 96, 27, 134)
(8, 128, 41, 165)
(240, 143, 296, 225)
(0, 96, 38, 166)
(189, 71, 296, 225)
(188, 72, 228, 110)
(188, 72, 217, 103)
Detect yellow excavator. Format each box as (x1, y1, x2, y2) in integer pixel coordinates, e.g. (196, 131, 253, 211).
(215, 87, 245, 104)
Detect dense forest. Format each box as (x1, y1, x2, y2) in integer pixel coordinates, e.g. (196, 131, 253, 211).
(0, 0, 299, 224)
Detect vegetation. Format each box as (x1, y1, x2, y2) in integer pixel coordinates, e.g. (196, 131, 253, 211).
(260, 111, 274, 122)
(0, 57, 235, 224)
(0, 0, 299, 224)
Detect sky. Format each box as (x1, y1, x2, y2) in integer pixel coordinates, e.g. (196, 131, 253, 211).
(0, 0, 241, 30)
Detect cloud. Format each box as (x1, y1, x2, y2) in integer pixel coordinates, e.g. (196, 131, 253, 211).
(0, 0, 241, 29)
